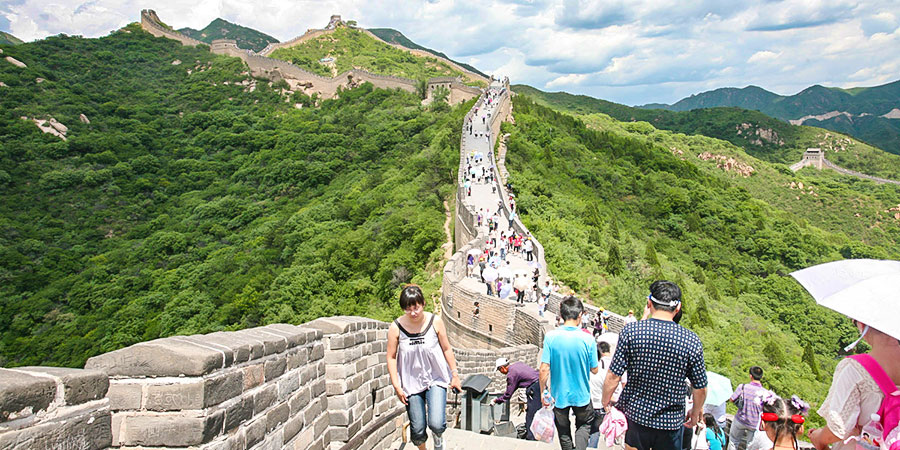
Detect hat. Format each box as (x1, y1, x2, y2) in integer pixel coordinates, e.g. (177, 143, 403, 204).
(495, 357, 509, 369)
(628, 310, 634, 314)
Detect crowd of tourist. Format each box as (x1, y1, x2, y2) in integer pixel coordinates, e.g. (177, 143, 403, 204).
(390, 84, 900, 450)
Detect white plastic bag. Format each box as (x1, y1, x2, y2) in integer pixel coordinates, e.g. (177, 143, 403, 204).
(530, 406, 556, 443)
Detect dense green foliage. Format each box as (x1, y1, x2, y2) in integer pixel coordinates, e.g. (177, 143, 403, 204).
(367, 28, 487, 78)
(504, 96, 898, 423)
(269, 27, 480, 84)
(638, 81, 900, 155)
(179, 18, 279, 53)
(0, 31, 23, 46)
(513, 84, 900, 179)
(0, 25, 463, 367)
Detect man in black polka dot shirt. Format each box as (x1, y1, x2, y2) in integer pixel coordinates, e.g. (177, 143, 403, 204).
(601, 280, 708, 450)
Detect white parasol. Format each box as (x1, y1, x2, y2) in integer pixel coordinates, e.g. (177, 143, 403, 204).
(481, 266, 498, 282)
(498, 266, 513, 281)
(791, 259, 900, 340)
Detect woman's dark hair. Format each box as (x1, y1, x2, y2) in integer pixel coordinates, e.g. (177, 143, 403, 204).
(559, 296, 583, 321)
(761, 395, 805, 450)
(703, 413, 723, 439)
(399, 285, 425, 310)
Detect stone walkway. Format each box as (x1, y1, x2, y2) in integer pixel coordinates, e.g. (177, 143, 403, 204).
(457, 87, 556, 336)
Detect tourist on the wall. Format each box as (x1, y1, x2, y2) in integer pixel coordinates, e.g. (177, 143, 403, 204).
(624, 310, 637, 324)
(601, 281, 708, 450)
(387, 285, 462, 450)
(540, 296, 599, 450)
(727, 367, 766, 450)
(494, 358, 541, 440)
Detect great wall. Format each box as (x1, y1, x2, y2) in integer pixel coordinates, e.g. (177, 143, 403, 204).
(0, 12, 630, 450)
(790, 147, 900, 185)
(141, 10, 483, 106)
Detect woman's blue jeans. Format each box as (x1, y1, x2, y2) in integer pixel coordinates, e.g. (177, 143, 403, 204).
(406, 385, 447, 446)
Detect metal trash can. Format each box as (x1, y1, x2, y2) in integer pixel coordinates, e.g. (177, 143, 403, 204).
(460, 374, 494, 433)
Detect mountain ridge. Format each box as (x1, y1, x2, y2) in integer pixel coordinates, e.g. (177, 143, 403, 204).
(0, 31, 23, 46)
(639, 80, 900, 154)
(178, 17, 279, 53)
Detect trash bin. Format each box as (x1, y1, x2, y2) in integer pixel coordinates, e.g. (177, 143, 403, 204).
(460, 374, 494, 433)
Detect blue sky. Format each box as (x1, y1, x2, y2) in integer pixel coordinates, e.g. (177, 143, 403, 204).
(2, 0, 898, 105)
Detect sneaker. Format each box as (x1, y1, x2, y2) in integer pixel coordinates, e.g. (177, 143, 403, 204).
(433, 435, 444, 450)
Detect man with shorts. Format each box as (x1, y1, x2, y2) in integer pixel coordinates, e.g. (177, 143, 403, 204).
(601, 281, 708, 450)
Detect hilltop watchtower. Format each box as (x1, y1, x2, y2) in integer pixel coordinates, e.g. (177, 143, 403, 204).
(801, 148, 824, 169)
(326, 15, 343, 29)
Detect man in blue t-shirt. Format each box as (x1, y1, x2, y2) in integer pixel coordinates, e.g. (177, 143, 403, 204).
(601, 280, 708, 450)
(540, 296, 598, 450)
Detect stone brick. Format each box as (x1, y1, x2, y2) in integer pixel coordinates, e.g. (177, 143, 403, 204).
(0, 408, 110, 450)
(264, 358, 287, 382)
(85, 338, 225, 377)
(204, 370, 243, 407)
(304, 398, 325, 424)
(264, 323, 312, 348)
(243, 363, 265, 390)
(0, 369, 55, 420)
(289, 386, 311, 415)
(266, 403, 289, 433)
(277, 370, 300, 400)
(311, 378, 326, 397)
(253, 384, 277, 415)
(310, 342, 325, 361)
(287, 347, 309, 370)
(245, 416, 266, 448)
(180, 335, 236, 367)
(200, 431, 245, 450)
(224, 396, 253, 432)
(121, 413, 211, 446)
(107, 382, 142, 411)
(329, 408, 352, 427)
(145, 379, 204, 411)
(292, 426, 315, 450)
(237, 328, 286, 355)
(326, 391, 353, 411)
(283, 414, 304, 444)
(15, 367, 108, 406)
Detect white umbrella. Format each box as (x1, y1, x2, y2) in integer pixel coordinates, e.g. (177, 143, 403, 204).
(597, 332, 619, 354)
(514, 276, 530, 291)
(498, 266, 513, 281)
(482, 266, 498, 282)
(467, 248, 482, 256)
(791, 259, 900, 340)
(704, 371, 734, 406)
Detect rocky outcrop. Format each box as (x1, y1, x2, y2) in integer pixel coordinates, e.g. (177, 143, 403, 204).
(23, 117, 68, 140)
(697, 152, 755, 177)
(5, 56, 26, 68)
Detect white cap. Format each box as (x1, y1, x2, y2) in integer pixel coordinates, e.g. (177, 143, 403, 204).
(495, 357, 509, 369)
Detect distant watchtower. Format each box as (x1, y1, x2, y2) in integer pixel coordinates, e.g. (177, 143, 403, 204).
(326, 15, 343, 29)
(801, 148, 824, 169)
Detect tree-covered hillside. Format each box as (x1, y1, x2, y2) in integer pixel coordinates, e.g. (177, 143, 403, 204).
(0, 31, 23, 46)
(179, 18, 279, 53)
(504, 97, 898, 423)
(638, 81, 900, 155)
(269, 27, 484, 85)
(367, 28, 487, 78)
(0, 24, 463, 368)
(513, 84, 900, 180)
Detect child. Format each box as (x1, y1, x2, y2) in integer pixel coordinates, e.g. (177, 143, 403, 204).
(757, 391, 809, 450)
(703, 413, 726, 450)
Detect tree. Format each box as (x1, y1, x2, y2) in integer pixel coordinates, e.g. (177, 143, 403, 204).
(606, 243, 624, 275)
(802, 341, 821, 380)
(608, 217, 620, 240)
(415, 79, 428, 100)
(645, 241, 660, 267)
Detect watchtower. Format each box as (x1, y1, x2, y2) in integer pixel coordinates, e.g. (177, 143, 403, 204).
(801, 148, 824, 169)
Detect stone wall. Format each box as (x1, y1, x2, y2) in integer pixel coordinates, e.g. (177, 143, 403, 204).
(0, 367, 110, 450)
(84, 323, 329, 449)
(140, 10, 205, 47)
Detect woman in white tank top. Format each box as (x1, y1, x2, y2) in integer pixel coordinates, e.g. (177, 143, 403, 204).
(387, 285, 462, 450)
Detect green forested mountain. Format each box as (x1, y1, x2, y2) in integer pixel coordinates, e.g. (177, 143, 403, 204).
(637, 81, 900, 154)
(178, 18, 279, 53)
(367, 28, 487, 78)
(513, 84, 900, 180)
(0, 24, 462, 367)
(269, 27, 484, 86)
(0, 31, 23, 46)
(504, 96, 900, 424)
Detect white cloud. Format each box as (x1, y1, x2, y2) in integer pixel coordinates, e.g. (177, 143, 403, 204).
(0, 0, 898, 105)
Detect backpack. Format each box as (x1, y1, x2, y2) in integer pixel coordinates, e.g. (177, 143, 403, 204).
(848, 354, 900, 450)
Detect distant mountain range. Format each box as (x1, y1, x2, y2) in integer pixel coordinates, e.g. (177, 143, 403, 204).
(0, 31, 23, 46)
(640, 81, 900, 154)
(178, 18, 279, 53)
(367, 28, 488, 78)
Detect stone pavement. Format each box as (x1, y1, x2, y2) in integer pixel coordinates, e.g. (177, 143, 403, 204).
(457, 87, 556, 337)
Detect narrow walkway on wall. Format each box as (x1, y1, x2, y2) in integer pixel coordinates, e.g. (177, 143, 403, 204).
(456, 85, 555, 335)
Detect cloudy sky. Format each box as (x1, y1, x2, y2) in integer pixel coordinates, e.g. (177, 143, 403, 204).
(2, 0, 898, 105)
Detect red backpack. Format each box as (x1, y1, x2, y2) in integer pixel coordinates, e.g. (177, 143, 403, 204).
(849, 354, 900, 449)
